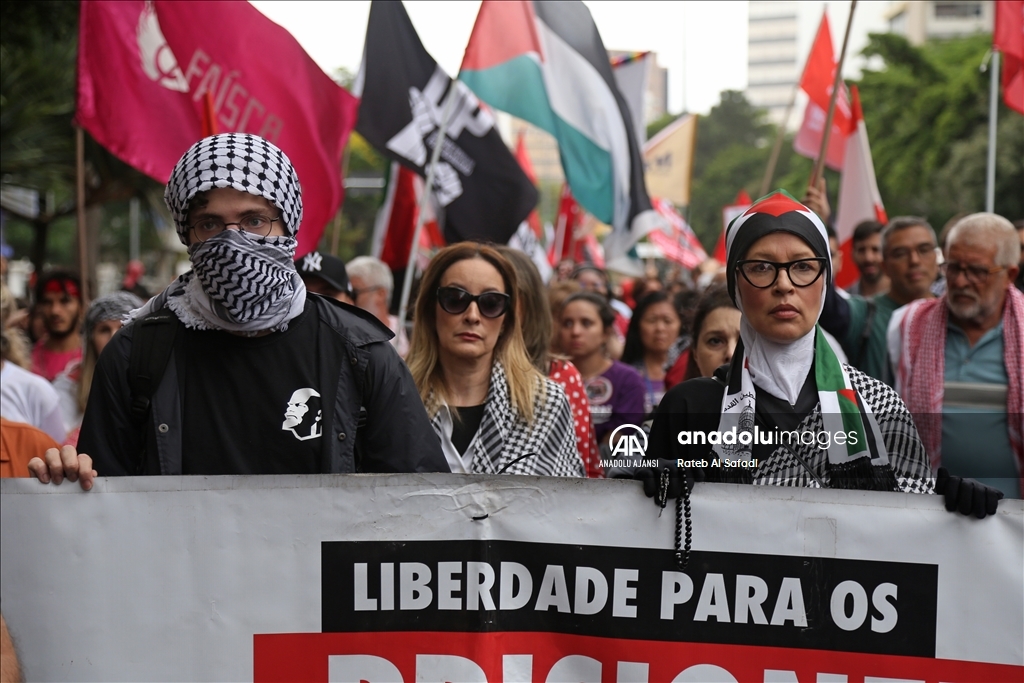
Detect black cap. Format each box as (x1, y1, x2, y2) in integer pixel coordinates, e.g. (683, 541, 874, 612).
(296, 252, 352, 296)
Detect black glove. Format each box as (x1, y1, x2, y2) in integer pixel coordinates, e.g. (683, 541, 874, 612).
(636, 460, 704, 505)
(935, 467, 1003, 519)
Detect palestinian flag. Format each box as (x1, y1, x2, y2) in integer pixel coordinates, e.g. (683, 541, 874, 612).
(460, 0, 663, 261)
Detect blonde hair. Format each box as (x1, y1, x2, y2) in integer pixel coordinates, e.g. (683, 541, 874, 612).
(0, 283, 30, 369)
(407, 243, 543, 423)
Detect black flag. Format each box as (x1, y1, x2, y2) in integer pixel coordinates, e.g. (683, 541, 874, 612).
(353, 0, 538, 246)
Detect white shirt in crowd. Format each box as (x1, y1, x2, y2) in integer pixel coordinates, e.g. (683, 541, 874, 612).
(1, 361, 67, 442)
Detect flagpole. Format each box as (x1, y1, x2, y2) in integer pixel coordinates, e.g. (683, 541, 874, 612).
(810, 0, 857, 189)
(985, 50, 999, 213)
(396, 84, 458, 335)
(75, 126, 90, 303)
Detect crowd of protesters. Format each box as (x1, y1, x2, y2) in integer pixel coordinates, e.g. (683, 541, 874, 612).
(4, 133, 1023, 521)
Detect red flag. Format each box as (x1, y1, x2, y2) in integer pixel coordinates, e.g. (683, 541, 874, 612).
(514, 131, 543, 238)
(995, 1, 1024, 115)
(548, 184, 582, 266)
(793, 12, 852, 170)
(715, 190, 752, 262)
(801, 15, 838, 111)
(200, 91, 219, 137)
(834, 86, 887, 289)
(373, 162, 443, 271)
(75, 0, 359, 256)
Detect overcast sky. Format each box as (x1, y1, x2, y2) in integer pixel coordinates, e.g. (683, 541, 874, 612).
(251, 1, 893, 116)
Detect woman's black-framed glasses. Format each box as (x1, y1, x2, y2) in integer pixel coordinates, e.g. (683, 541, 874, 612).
(188, 214, 281, 242)
(436, 286, 510, 318)
(736, 257, 827, 289)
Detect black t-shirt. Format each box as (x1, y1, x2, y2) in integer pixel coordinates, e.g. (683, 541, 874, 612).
(181, 300, 323, 475)
(649, 363, 817, 466)
(450, 404, 486, 456)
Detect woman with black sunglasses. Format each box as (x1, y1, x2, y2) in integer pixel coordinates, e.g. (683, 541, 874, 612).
(643, 192, 933, 497)
(406, 243, 584, 477)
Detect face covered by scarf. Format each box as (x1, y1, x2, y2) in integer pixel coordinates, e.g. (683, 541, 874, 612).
(134, 133, 306, 334)
(717, 190, 896, 490)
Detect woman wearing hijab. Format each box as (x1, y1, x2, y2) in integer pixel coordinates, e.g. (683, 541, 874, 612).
(647, 192, 933, 494)
(407, 243, 583, 477)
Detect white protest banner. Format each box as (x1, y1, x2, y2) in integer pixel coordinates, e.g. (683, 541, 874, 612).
(1, 474, 1021, 682)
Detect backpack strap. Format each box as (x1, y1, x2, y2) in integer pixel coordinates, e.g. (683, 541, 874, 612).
(128, 308, 182, 425)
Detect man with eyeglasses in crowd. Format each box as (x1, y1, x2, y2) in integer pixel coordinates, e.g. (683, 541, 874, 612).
(889, 213, 1022, 503)
(819, 217, 940, 386)
(346, 256, 409, 359)
(29, 133, 447, 489)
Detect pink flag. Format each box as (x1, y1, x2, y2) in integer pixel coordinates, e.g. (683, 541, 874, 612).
(75, 0, 359, 256)
(834, 86, 887, 289)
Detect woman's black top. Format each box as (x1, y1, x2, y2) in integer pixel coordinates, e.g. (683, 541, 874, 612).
(647, 364, 817, 481)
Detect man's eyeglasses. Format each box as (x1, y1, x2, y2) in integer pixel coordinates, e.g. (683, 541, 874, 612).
(188, 214, 281, 242)
(735, 258, 827, 289)
(886, 243, 937, 262)
(436, 286, 510, 318)
(942, 261, 1006, 285)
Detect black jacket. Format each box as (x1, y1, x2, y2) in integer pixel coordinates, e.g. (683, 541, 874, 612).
(78, 294, 448, 475)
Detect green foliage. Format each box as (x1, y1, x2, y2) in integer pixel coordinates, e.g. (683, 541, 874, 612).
(682, 34, 1023, 254)
(857, 32, 1023, 224)
(1, 0, 165, 272)
(687, 90, 803, 250)
(321, 132, 389, 260)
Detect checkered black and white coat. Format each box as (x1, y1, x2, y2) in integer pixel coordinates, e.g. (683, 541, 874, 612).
(430, 362, 585, 477)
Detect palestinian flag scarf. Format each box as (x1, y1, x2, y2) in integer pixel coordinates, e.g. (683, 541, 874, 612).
(713, 327, 897, 490)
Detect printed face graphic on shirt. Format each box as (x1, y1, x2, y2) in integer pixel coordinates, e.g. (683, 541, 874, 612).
(585, 376, 614, 425)
(282, 388, 322, 441)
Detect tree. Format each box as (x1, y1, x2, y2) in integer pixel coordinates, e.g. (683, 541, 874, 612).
(1, 0, 163, 277)
(856, 33, 1023, 225)
(685, 90, 819, 250)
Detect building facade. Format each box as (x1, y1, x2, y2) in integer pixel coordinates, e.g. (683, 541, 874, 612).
(885, 1, 994, 46)
(746, 1, 800, 128)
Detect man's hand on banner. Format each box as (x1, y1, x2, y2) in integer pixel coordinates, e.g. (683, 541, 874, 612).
(935, 467, 1003, 519)
(27, 446, 97, 491)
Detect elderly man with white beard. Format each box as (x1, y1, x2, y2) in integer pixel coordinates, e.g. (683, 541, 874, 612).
(889, 213, 1022, 511)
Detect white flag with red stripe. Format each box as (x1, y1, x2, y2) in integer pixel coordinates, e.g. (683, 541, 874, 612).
(834, 86, 887, 288)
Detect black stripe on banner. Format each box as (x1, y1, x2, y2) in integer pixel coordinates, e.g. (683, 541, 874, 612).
(322, 539, 938, 658)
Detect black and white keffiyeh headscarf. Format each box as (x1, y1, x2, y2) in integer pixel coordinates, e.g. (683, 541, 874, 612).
(133, 133, 306, 334)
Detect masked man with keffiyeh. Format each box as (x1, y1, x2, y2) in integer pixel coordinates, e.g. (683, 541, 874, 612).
(29, 134, 448, 486)
(889, 213, 1022, 507)
(641, 192, 1000, 518)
